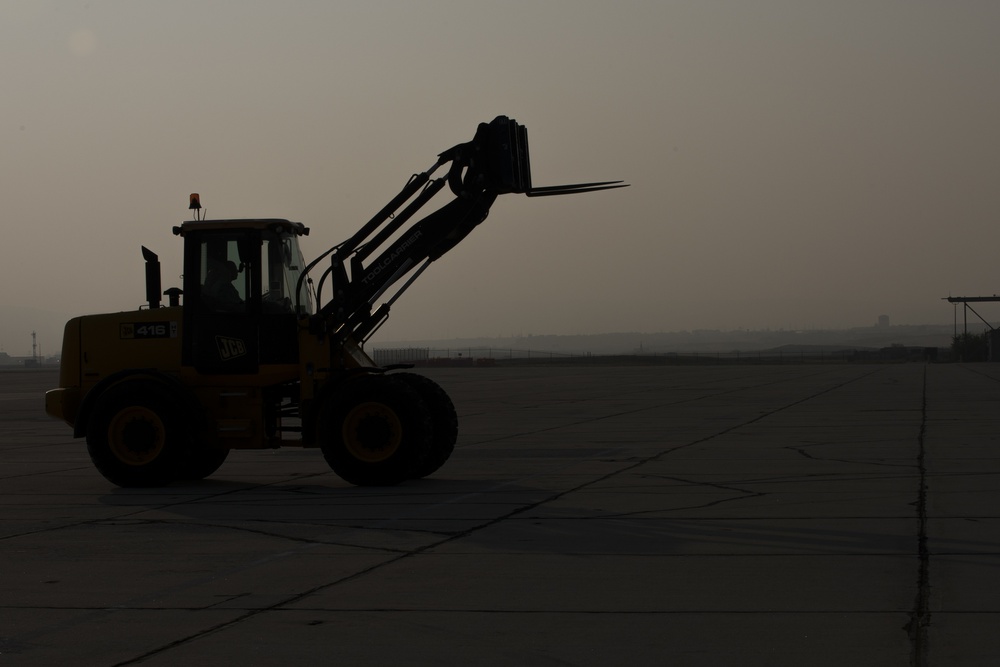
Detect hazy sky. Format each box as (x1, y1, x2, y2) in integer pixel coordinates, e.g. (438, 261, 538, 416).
(3, 1, 999, 355)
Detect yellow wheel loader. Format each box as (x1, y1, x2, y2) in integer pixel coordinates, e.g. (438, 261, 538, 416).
(45, 116, 625, 487)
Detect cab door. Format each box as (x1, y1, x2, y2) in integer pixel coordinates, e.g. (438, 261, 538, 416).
(258, 229, 301, 365)
(182, 231, 261, 375)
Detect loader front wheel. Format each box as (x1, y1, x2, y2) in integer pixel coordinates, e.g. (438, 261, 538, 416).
(86, 380, 188, 487)
(318, 375, 431, 486)
(394, 373, 458, 479)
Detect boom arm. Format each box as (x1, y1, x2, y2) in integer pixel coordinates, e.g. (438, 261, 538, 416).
(298, 115, 626, 343)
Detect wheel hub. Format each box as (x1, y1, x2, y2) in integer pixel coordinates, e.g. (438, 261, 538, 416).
(108, 406, 166, 466)
(342, 402, 402, 463)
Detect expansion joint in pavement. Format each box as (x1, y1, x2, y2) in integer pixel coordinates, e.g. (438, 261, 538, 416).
(905, 366, 930, 666)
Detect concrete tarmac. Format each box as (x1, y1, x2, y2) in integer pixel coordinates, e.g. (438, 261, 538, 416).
(2, 363, 999, 665)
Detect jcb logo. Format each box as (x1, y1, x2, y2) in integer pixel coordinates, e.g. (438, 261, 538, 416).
(215, 336, 247, 360)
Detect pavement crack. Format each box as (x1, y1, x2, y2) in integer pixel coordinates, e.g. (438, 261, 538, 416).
(904, 366, 931, 667)
(786, 443, 917, 469)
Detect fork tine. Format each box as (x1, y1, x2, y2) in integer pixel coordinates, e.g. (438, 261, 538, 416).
(526, 181, 629, 197)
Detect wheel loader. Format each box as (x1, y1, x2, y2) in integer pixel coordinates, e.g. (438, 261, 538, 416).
(44, 116, 626, 487)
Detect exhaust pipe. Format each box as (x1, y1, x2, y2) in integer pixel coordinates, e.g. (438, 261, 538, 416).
(142, 246, 161, 309)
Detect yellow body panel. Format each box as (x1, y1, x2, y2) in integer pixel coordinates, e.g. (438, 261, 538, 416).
(46, 310, 183, 424)
(44, 386, 80, 427)
(78, 308, 184, 384)
(48, 306, 379, 450)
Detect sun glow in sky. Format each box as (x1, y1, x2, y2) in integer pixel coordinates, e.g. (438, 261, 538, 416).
(3, 1, 999, 355)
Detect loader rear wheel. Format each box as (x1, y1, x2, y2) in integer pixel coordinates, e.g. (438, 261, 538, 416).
(177, 445, 230, 481)
(318, 375, 431, 486)
(394, 373, 458, 479)
(86, 380, 188, 487)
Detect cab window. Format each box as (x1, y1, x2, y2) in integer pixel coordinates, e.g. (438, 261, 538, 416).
(200, 237, 250, 313)
(262, 230, 313, 315)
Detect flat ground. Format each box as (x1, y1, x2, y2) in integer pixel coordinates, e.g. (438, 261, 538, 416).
(2, 364, 999, 666)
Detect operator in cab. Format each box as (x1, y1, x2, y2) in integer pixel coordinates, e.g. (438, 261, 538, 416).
(203, 260, 243, 311)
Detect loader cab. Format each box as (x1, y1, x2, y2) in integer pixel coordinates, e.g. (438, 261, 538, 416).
(175, 219, 312, 374)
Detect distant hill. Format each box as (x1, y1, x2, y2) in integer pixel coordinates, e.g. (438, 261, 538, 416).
(374, 324, 957, 356)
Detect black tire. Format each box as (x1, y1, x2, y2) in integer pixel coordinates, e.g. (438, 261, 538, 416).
(86, 380, 190, 487)
(176, 445, 230, 481)
(317, 374, 431, 486)
(394, 373, 458, 479)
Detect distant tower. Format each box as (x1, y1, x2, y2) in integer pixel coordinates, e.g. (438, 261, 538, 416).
(878, 315, 890, 328)
(31, 331, 37, 362)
